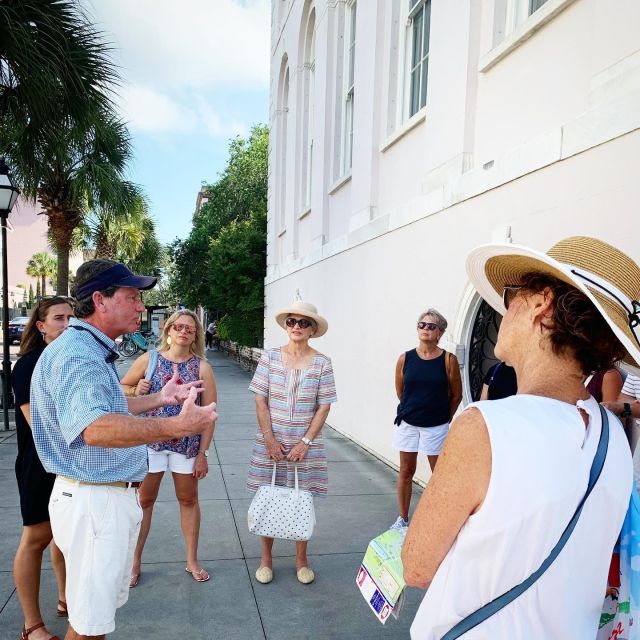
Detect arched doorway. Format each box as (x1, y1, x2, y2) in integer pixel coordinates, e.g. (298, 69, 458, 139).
(467, 299, 503, 402)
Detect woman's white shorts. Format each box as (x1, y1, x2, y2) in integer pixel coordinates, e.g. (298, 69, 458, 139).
(147, 449, 195, 474)
(392, 420, 450, 455)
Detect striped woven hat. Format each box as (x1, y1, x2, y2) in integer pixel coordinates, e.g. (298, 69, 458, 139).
(466, 236, 640, 370)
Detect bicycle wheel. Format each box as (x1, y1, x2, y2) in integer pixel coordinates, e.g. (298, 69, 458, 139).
(118, 339, 139, 357)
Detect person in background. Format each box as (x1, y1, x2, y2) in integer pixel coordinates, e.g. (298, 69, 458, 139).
(13, 297, 73, 640)
(247, 300, 337, 586)
(120, 310, 217, 586)
(391, 309, 462, 530)
(585, 368, 624, 403)
(206, 320, 216, 351)
(403, 237, 636, 639)
(480, 361, 517, 400)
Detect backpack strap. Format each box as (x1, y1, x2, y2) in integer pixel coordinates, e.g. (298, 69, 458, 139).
(441, 404, 610, 639)
(145, 349, 159, 381)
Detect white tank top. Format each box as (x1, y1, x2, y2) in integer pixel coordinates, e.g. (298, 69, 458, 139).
(410, 395, 632, 639)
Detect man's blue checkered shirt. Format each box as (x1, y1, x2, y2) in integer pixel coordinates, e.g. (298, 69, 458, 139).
(31, 318, 147, 482)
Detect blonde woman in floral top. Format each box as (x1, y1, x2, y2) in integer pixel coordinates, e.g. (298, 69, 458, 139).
(121, 310, 217, 586)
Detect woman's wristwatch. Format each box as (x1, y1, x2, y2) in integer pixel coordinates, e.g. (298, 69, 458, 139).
(621, 402, 633, 419)
(301, 436, 313, 446)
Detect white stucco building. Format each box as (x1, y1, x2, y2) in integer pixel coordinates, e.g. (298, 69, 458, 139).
(266, 0, 640, 483)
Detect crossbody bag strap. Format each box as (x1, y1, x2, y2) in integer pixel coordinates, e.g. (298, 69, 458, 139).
(441, 404, 610, 640)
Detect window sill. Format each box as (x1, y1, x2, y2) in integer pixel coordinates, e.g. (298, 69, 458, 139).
(277, 227, 286, 238)
(479, 0, 577, 72)
(297, 207, 311, 221)
(380, 108, 427, 153)
(328, 171, 352, 195)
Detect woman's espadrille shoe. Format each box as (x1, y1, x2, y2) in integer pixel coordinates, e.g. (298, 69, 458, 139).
(255, 566, 273, 584)
(296, 567, 315, 584)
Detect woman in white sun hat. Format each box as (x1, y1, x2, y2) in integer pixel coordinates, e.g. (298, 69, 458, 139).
(247, 300, 337, 586)
(402, 236, 639, 639)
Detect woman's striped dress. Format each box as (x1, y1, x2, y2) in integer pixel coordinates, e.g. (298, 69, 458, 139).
(247, 348, 337, 496)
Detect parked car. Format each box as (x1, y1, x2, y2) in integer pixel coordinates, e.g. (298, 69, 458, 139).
(7, 316, 30, 344)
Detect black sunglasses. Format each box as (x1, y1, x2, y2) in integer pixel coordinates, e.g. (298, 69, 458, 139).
(503, 285, 523, 310)
(286, 317, 313, 329)
(417, 321, 441, 331)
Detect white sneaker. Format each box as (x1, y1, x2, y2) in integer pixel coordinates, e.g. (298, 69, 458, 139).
(390, 516, 409, 531)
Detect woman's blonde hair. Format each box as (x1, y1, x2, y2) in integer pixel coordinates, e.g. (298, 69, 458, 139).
(159, 309, 205, 358)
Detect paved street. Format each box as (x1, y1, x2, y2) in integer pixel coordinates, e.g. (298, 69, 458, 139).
(0, 350, 424, 639)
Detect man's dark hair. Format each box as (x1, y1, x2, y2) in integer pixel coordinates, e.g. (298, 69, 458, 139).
(519, 271, 627, 375)
(72, 259, 119, 318)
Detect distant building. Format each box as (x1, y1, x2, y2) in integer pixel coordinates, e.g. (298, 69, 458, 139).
(267, 0, 640, 482)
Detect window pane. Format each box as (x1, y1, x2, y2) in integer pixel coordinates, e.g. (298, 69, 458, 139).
(422, 1, 431, 57)
(420, 56, 428, 109)
(410, 66, 421, 116)
(412, 8, 423, 69)
(529, 0, 548, 14)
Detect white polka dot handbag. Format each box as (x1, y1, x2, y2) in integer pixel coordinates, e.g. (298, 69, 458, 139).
(248, 462, 316, 541)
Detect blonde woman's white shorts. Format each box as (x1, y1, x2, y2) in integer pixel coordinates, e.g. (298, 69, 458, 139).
(392, 420, 449, 455)
(147, 448, 195, 474)
(49, 477, 142, 636)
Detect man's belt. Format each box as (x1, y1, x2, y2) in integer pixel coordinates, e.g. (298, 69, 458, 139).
(58, 475, 142, 489)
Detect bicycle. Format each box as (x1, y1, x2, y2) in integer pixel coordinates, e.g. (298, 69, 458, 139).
(117, 330, 160, 357)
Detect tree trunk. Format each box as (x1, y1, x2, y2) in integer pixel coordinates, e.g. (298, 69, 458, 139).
(95, 230, 113, 259)
(47, 207, 81, 296)
(41, 275, 46, 298)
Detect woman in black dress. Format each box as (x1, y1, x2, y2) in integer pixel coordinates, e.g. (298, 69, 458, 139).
(13, 297, 73, 640)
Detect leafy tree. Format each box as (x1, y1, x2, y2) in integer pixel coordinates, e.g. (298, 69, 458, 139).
(169, 124, 268, 345)
(28, 284, 34, 307)
(27, 251, 56, 297)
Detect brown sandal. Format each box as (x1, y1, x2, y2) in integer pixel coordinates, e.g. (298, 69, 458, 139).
(20, 622, 60, 639)
(56, 599, 68, 617)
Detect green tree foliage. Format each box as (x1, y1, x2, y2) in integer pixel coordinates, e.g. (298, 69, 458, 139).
(28, 284, 34, 307)
(27, 251, 56, 297)
(169, 125, 268, 345)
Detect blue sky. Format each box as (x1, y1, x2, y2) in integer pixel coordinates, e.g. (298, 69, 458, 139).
(81, 0, 270, 244)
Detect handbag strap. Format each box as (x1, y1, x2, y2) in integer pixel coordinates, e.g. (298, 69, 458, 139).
(441, 404, 610, 640)
(270, 461, 300, 496)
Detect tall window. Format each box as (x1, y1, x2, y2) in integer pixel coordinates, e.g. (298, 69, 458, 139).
(300, 9, 316, 211)
(407, 0, 431, 118)
(341, 0, 357, 175)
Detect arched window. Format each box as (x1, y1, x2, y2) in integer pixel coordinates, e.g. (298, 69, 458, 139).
(276, 56, 289, 233)
(300, 7, 316, 212)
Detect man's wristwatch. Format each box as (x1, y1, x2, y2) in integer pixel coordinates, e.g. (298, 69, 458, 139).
(301, 436, 312, 446)
(621, 402, 633, 419)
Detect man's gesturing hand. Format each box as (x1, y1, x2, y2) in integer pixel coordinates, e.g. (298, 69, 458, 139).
(161, 364, 204, 406)
(175, 387, 217, 437)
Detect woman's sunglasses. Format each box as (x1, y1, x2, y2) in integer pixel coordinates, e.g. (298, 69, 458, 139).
(503, 285, 523, 310)
(171, 323, 196, 335)
(285, 317, 313, 329)
(417, 322, 441, 331)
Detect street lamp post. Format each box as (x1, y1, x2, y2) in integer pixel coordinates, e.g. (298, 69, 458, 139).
(0, 158, 20, 431)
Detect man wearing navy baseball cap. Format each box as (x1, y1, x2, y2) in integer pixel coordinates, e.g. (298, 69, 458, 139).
(31, 259, 217, 639)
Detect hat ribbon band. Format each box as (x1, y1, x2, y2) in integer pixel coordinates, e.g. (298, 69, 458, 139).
(570, 268, 640, 348)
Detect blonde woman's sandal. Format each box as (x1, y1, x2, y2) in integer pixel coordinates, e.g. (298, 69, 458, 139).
(296, 567, 315, 584)
(20, 622, 60, 639)
(255, 566, 273, 584)
(56, 599, 68, 617)
(185, 567, 210, 582)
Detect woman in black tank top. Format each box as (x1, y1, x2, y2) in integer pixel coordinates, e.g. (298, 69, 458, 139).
(391, 309, 462, 530)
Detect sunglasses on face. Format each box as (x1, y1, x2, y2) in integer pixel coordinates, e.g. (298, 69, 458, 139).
(503, 285, 523, 310)
(417, 322, 441, 331)
(171, 323, 196, 335)
(285, 317, 313, 329)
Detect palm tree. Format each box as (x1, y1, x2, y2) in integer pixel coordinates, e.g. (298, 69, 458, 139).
(0, 0, 118, 171)
(26, 251, 56, 298)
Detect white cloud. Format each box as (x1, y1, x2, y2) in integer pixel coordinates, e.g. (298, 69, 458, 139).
(83, 0, 270, 91)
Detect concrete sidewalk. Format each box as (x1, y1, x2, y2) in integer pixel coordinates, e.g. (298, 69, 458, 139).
(0, 351, 424, 639)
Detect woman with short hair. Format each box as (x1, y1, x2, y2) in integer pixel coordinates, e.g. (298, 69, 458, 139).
(13, 297, 73, 640)
(120, 309, 217, 586)
(247, 300, 337, 585)
(403, 237, 637, 639)
(391, 308, 462, 530)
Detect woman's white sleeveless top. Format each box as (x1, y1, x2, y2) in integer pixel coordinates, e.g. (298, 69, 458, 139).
(410, 395, 632, 639)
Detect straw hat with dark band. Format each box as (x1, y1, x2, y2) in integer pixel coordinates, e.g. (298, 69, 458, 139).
(466, 236, 640, 370)
(275, 300, 328, 338)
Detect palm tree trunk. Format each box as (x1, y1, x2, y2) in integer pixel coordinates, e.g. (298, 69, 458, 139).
(95, 230, 114, 259)
(47, 207, 81, 296)
(41, 275, 46, 298)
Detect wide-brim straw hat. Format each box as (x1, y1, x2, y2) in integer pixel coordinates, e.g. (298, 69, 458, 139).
(466, 236, 640, 370)
(275, 301, 328, 338)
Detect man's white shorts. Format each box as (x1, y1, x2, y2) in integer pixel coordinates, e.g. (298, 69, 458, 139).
(392, 420, 450, 455)
(49, 477, 142, 636)
(147, 448, 196, 474)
